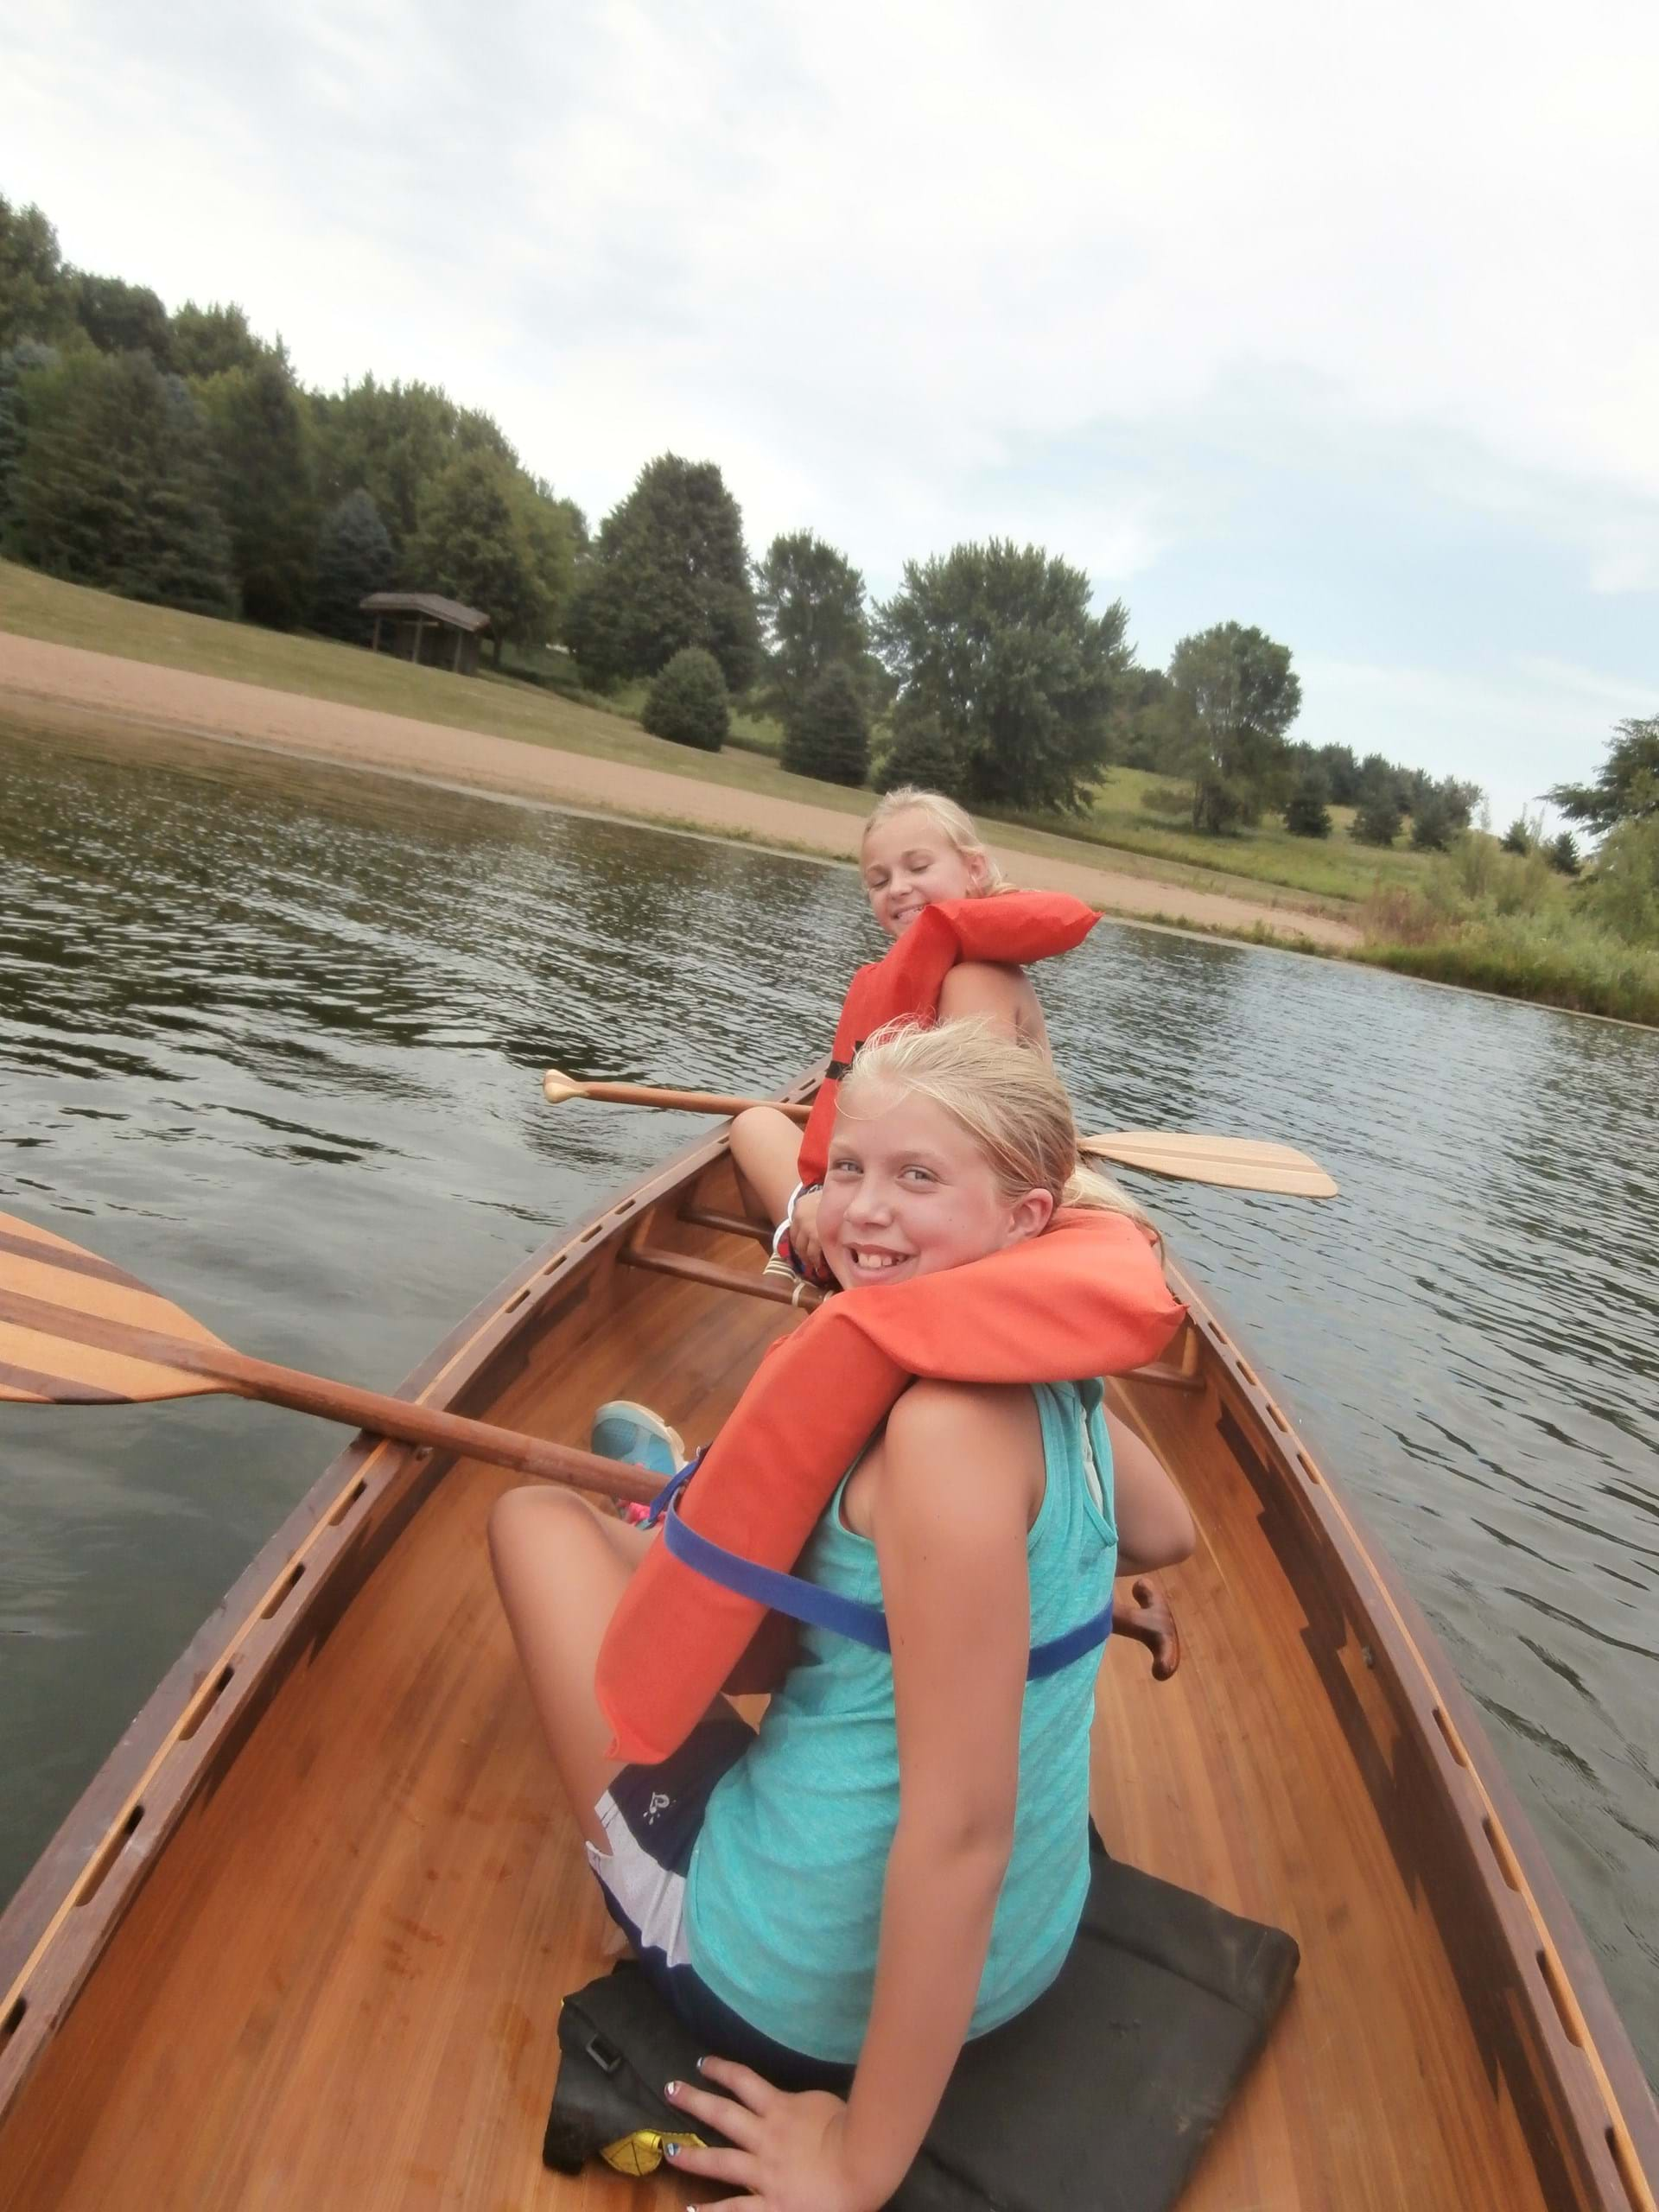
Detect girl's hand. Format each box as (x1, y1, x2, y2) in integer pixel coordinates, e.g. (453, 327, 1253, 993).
(791, 1185, 825, 1274)
(662, 2058, 882, 2210)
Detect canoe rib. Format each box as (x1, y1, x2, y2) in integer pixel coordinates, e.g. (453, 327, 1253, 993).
(0, 1071, 1654, 2212)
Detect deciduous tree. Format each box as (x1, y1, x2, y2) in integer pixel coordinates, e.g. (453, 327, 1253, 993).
(1167, 622, 1301, 833)
(408, 448, 568, 657)
(170, 301, 275, 382)
(876, 539, 1127, 815)
(16, 349, 236, 614)
(0, 198, 75, 348)
(72, 273, 171, 362)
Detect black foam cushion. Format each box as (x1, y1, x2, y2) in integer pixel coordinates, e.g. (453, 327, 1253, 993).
(545, 1842, 1300, 2210)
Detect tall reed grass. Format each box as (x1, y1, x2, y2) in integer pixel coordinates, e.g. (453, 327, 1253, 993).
(1362, 829, 1659, 1026)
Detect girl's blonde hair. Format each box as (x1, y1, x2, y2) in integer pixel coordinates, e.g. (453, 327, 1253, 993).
(837, 1017, 1157, 1240)
(861, 788, 1010, 895)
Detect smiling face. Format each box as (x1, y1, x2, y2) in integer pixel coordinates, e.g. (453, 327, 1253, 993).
(859, 808, 985, 937)
(817, 1079, 1053, 1292)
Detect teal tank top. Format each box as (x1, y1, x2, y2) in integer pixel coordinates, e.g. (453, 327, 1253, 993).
(683, 1379, 1117, 2065)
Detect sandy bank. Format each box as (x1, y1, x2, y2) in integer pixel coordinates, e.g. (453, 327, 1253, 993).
(0, 633, 1361, 951)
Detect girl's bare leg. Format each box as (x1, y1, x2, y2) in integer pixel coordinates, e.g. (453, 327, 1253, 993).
(487, 1486, 653, 1852)
(728, 1104, 804, 1228)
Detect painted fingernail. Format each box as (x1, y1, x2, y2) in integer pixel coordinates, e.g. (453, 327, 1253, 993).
(695, 2054, 710, 2071)
(663, 2140, 678, 2158)
(664, 2080, 681, 2098)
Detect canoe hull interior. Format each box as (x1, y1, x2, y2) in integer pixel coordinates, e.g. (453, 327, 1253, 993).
(0, 1115, 1653, 2211)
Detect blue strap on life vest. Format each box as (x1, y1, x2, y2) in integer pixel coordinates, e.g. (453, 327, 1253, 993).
(647, 1453, 1111, 1681)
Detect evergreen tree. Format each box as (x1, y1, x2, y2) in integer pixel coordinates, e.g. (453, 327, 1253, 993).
(756, 531, 870, 717)
(1351, 775, 1404, 847)
(313, 490, 394, 640)
(872, 708, 970, 798)
(566, 454, 760, 693)
(1409, 787, 1458, 850)
(1501, 816, 1534, 855)
(72, 272, 172, 362)
(199, 357, 318, 627)
(0, 197, 75, 347)
(1546, 830, 1582, 877)
(1548, 716, 1659, 833)
(1282, 761, 1332, 837)
(1168, 623, 1301, 833)
(876, 540, 1126, 815)
(1316, 742, 1363, 805)
(16, 350, 235, 613)
(640, 646, 729, 752)
(781, 663, 870, 787)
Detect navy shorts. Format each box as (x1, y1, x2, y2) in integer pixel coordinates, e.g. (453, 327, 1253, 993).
(586, 1715, 849, 2093)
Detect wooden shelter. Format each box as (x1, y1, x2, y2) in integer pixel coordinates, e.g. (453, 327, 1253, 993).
(360, 591, 490, 675)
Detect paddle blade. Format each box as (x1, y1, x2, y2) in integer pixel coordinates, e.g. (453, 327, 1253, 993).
(1078, 1131, 1338, 1198)
(542, 1067, 585, 1105)
(0, 1212, 230, 1404)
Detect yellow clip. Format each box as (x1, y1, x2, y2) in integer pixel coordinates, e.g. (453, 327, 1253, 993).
(600, 2127, 707, 2177)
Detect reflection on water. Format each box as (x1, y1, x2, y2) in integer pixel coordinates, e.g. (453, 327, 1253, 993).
(2, 718, 1655, 2082)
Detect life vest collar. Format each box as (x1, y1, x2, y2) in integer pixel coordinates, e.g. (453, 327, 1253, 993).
(796, 890, 1100, 1185)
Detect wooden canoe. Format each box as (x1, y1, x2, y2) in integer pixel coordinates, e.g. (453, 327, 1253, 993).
(1, 1085, 1655, 2212)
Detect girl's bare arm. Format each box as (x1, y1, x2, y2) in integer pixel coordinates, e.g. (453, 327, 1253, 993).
(838, 1379, 1038, 2201)
(1104, 1408, 1197, 1572)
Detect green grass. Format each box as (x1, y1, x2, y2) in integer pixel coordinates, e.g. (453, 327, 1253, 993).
(1017, 767, 1443, 906)
(0, 563, 1351, 924)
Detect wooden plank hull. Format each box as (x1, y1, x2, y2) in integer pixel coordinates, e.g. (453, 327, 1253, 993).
(1, 1101, 1654, 2211)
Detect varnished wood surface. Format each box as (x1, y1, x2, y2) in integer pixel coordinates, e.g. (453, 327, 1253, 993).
(0, 1152, 1653, 2210)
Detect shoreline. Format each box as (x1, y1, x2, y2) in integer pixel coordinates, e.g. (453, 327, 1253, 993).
(0, 632, 1359, 953)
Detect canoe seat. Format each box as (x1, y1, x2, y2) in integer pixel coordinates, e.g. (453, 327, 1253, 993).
(545, 1836, 1299, 2209)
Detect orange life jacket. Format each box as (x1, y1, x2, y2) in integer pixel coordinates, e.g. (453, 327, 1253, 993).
(597, 1208, 1185, 1764)
(794, 893, 1100, 1185)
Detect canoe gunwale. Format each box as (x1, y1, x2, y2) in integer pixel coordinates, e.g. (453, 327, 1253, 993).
(1157, 1255, 1659, 2209)
(0, 1086, 806, 2121)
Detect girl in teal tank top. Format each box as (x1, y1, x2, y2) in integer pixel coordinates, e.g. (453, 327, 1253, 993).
(490, 1019, 1196, 2212)
(685, 1376, 1119, 2063)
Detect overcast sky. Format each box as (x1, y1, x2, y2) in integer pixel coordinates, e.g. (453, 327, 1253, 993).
(6, 0, 1657, 826)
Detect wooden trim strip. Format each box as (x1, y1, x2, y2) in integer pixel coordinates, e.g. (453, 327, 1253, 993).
(0, 1358, 123, 1404)
(1177, 1271, 1657, 2212)
(0, 1228, 145, 1291)
(0, 1094, 796, 2070)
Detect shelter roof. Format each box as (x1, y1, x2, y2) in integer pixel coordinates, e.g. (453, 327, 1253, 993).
(359, 591, 492, 632)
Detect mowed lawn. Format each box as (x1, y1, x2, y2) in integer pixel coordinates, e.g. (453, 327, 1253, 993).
(0, 563, 1420, 915)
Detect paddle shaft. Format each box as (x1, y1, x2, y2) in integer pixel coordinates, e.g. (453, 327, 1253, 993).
(0, 1281, 662, 1505)
(564, 1077, 810, 1122)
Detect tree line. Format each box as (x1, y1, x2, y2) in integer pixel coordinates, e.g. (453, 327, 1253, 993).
(2, 190, 1503, 844)
(0, 197, 579, 656)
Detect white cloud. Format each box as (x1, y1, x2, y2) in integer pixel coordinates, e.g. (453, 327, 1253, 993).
(3, 0, 1656, 810)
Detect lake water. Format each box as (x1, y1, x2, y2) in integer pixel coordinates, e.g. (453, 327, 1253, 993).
(1, 717, 1655, 2082)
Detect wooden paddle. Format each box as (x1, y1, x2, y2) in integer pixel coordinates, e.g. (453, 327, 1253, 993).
(3, 1221, 1194, 1663)
(542, 1069, 1338, 1198)
(0, 1211, 658, 1506)
(0, 1209, 1180, 1673)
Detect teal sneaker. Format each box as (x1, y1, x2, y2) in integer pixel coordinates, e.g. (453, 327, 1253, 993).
(590, 1400, 683, 1483)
